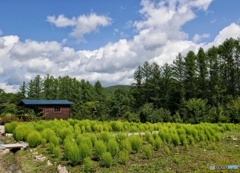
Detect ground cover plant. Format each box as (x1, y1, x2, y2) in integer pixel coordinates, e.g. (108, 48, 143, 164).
(4, 119, 240, 172)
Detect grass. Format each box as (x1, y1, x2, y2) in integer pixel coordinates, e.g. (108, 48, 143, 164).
(1, 121, 240, 173)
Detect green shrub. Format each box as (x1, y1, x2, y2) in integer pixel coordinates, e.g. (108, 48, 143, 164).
(118, 150, 129, 165)
(164, 146, 170, 154)
(4, 121, 18, 133)
(14, 124, 33, 141)
(79, 142, 92, 162)
(100, 132, 112, 143)
(49, 135, 59, 146)
(188, 135, 195, 145)
(64, 140, 80, 165)
(107, 138, 119, 157)
(154, 136, 162, 150)
(53, 145, 61, 158)
(164, 133, 172, 143)
(94, 140, 106, 160)
(111, 121, 123, 132)
(119, 139, 132, 153)
(171, 134, 180, 146)
(41, 138, 46, 146)
(101, 152, 113, 168)
(142, 145, 153, 159)
(59, 128, 72, 140)
(83, 157, 94, 172)
(115, 133, 127, 143)
(27, 131, 42, 147)
(179, 134, 187, 145)
(129, 135, 143, 153)
(41, 128, 56, 142)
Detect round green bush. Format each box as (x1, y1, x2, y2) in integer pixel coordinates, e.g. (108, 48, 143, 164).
(100, 132, 112, 143)
(94, 140, 106, 160)
(4, 121, 18, 133)
(171, 134, 180, 146)
(107, 138, 119, 157)
(101, 152, 113, 168)
(154, 136, 162, 150)
(27, 131, 42, 147)
(142, 145, 153, 159)
(118, 150, 129, 165)
(79, 142, 92, 161)
(129, 135, 143, 153)
(53, 146, 61, 158)
(64, 140, 80, 165)
(83, 157, 94, 172)
(49, 135, 59, 146)
(120, 139, 132, 153)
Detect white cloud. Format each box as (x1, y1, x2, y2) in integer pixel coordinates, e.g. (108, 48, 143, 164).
(193, 33, 210, 42)
(47, 15, 76, 27)
(0, 83, 17, 93)
(211, 23, 240, 45)
(1, 0, 240, 93)
(47, 13, 111, 41)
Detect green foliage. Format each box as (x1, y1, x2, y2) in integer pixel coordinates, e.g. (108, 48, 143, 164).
(41, 128, 56, 142)
(171, 134, 180, 146)
(100, 152, 113, 168)
(119, 139, 132, 153)
(129, 135, 143, 153)
(27, 131, 42, 147)
(64, 139, 80, 165)
(14, 124, 34, 141)
(53, 145, 61, 158)
(154, 136, 162, 150)
(83, 157, 94, 172)
(49, 135, 59, 146)
(142, 145, 153, 159)
(164, 146, 170, 154)
(118, 150, 129, 165)
(79, 142, 92, 162)
(4, 121, 18, 133)
(182, 98, 208, 124)
(100, 132, 112, 143)
(94, 140, 106, 160)
(107, 138, 119, 157)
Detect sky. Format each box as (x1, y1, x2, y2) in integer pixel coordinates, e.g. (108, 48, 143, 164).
(0, 0, 240, 93)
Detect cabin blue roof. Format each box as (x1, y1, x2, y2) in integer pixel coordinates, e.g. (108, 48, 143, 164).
(19, 99, 73, 105)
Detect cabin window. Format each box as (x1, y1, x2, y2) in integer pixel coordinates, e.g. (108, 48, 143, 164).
(54, 106, 61, 112)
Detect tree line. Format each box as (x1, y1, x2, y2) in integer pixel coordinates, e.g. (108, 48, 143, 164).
(0, 38, 240, 123)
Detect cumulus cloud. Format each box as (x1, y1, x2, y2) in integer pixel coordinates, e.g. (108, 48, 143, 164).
(1, 0, 240, 93)
(47, 13, 111, 41)
(193, 33, 210, 42)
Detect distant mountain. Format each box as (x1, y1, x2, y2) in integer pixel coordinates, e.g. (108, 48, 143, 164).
(104, 85, 132, 94)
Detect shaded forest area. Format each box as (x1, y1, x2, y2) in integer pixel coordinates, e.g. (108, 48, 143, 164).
(0, 38, 240, 123)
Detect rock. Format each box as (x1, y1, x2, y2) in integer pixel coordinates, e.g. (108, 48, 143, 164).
(33, 152, 38, 155)
(47, 160, 53, 166)
(232, 137, 238, 141)
(5, 133, 13, 137)
(2, 149, 10, 154)
(57, 164, 68, 173)
(35, 155, 46, 162)
(235, 145, 239, 147)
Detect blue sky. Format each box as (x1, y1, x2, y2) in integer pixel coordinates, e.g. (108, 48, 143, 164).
(0, 0, 240, 92)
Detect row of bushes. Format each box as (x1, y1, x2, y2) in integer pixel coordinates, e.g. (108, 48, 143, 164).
(4, 120, 240, 168)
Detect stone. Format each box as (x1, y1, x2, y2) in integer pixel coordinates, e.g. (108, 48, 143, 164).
(57, 164, 68, 173)
(3, 149, 10, 154)
(47, 160, 53, 166)
(5, 133, 13, 137)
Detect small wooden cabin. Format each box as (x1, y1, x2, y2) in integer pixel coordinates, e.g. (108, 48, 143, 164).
(18, 99, 73, 120)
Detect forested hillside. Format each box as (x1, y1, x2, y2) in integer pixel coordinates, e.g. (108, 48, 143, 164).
(1, 38, 240, 123)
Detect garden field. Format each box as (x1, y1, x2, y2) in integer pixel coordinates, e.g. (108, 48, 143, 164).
(2, 119, 240, 172)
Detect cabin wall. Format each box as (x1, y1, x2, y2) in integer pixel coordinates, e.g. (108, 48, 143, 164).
(40, 106, 71, 120)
